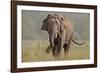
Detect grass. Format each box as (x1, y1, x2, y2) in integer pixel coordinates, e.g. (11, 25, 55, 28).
(22, 40, 90, 62)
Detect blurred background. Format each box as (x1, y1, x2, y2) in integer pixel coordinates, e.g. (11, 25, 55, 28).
(22, 10, 90, 41)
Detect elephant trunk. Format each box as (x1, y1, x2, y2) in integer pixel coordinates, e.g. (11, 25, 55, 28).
(49, 33, 57, 49)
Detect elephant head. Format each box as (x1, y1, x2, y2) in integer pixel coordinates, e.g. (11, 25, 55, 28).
(41, 14, 61, 32)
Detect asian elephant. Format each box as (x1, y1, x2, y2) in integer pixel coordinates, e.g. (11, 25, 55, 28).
(41, 13, 84, 57)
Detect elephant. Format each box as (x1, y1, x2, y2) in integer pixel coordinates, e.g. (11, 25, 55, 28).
(41, 13, 85, 57)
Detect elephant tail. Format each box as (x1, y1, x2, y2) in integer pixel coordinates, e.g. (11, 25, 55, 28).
(72, 40, 85, 45)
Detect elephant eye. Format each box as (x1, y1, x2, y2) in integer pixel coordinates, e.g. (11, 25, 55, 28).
(61, 18, 64, 21)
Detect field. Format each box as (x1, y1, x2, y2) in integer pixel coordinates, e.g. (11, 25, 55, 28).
(22, 40, 90, 62)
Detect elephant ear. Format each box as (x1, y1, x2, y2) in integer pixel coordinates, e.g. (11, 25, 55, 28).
(60, 16, 69, 30)
(60, 22, 65, 33)
(41, 18, 48, 31)
(54, 14, 65, 33)
(58, 17, 65, 33)
(41, 14, 53, 31)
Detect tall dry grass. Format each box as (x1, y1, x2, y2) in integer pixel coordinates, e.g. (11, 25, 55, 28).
(22, 40, 89, 62)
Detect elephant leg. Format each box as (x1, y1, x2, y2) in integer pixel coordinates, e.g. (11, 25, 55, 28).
(52, 45, 59, 57)
(64, 33, 73, 55)
(53, 31, 65, 57)
(50, 34, 60, 57)
(53, 44, 61, 57)
(67, 41, 72, 57)
(64, 42, 71, 55)
(56, 35, 63, 57)
(52, 47, 55, 56)
(63, 43, 67, 53)
(67, 41, 71, 51)
(56, 47, 61, 57)
(52, 33, 59, 56)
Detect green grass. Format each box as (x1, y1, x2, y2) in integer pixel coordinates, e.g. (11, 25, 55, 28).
(22, 40, 90, 62)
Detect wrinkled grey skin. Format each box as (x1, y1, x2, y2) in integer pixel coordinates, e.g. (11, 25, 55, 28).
(41, 14, 84, 57)
(41, 14, 61, 56)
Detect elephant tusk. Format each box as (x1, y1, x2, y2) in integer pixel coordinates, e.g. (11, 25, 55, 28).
(55, 33, 57, 39)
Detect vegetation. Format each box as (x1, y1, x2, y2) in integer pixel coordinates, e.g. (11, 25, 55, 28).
(22, 40, 89, 62)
